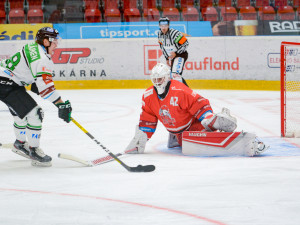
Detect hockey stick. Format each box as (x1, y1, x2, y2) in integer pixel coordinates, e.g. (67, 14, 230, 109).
(69, 117, 155, 172)
(58, 147, 137, 167)
(0, 143, 13, 149)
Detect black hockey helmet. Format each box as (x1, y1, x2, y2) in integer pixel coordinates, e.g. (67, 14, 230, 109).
(159, 17, 170, 26)
(35, 27, 59, 46)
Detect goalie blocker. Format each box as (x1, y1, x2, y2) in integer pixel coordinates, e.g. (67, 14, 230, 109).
(182, 131, 268, 157)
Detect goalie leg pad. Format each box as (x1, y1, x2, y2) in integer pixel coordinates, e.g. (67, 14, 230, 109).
(182, 131, 268, 157)
(125, 125, 148, 154)
(201, 107, 237, 132)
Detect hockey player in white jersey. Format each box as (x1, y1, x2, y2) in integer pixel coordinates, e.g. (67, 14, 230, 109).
(0, 27, 72, 167)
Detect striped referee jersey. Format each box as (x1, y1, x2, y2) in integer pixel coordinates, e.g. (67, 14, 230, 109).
(158, 28, 189, 59)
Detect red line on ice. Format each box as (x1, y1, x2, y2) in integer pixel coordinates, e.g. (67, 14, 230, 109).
(0, 187, 228, 225)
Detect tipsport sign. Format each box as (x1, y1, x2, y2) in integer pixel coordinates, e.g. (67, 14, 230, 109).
(53, 22, 212, 39)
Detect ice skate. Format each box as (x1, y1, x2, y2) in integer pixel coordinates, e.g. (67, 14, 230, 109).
(12, 140, 31, 159)
(167, 133, 180, 148)
(29, 147, 52, 167)
(245, 136, 269, 156)
(254, 139, 269, 156)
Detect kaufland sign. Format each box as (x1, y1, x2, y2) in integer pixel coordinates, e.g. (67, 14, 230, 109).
(144, 45, 240, 75)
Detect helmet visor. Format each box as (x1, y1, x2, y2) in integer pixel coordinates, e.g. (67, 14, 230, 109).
(49, 35, 61, 46)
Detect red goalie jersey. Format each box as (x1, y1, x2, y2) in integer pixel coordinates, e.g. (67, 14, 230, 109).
(139, 80, 213, 140)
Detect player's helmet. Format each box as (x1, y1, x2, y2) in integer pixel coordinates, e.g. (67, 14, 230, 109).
(150, 63, 171, 95)
(36, 27, 59, 46)
(158, 17, 170, 26)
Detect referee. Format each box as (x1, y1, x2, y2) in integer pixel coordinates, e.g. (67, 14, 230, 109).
(157, 17, 189, 85)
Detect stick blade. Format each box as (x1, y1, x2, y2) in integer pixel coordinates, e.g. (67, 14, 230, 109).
(58, 153, 92, 166)
(129, 164, 155, 172)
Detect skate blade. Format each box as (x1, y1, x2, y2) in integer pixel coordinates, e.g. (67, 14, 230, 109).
(31, 160, 52, 167)
(11, 149, 31, 159)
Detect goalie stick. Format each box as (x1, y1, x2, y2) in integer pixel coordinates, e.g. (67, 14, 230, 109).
(69, 117, 155, 172)
(58, 147, 137, 167)
(0, 143, 13, 149)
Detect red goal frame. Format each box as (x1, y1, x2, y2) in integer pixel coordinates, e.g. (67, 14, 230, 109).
(280, 41, 300, 137)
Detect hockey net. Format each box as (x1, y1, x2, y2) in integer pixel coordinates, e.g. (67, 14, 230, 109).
(281, 42, 300, 137)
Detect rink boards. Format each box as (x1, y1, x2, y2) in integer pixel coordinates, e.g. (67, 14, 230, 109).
(1, 36, 300, 90)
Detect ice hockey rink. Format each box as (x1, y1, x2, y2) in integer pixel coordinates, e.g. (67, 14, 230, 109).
(0, 89, 300, 225)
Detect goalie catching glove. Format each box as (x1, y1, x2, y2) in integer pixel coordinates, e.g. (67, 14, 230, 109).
(201, 107, 237, 132)
(56, 100, 72, 123)
(125, 125, 148, 154)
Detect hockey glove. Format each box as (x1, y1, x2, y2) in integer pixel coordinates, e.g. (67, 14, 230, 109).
(56, 100, 72, 123)
(201, 107, 237, 132)
(125, 125, 148, 154)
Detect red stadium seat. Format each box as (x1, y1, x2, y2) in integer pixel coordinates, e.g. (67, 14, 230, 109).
(0, 10, 5, 24)
(293, 0, 300, 7)
(27, 8, 43, 23)
(27, 0, 43, 9)
(104, 0, 121, 22)
(180, 0, 195, 8)
(123, 0, 141, 22)
(200, 0, 214, 8)
(84, 0, 99, 9)
(236, 0, 253, 8)
(274, 0, 288, 7)
(141, 0, 160, 21)
(85, 8, 101, 22)
(220, 6, 238, 21)
(124, 8, 141, 21)
(161, 0, 176, 8)
(218, 0, 233, 7)
(161, 0, 180, 21)
(0, 1, 6, 10)
(47, 10, 62, 23)
(162, 8, 180, 21)
(143, 7, 160, 21)
(239, 6, 257, 20)
(202, 7, 219, 21)
(180, 0, 199, 21)
(255, 0, 270, 7)
(8, 0, 24, 9)
(182, 7, 199, 21)
(142, 0, 157, 9)
(277, 5, 295, 20)
(258, 6, 276, 20)
(9, 9, 25, 24)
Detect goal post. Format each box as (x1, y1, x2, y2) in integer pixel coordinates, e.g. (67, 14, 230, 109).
(281, 41, 300, 138)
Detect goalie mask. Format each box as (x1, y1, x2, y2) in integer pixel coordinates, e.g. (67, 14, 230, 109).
(150, 63, 171, 95)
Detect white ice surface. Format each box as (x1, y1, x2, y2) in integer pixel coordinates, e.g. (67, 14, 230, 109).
(1, 89, 300, 225)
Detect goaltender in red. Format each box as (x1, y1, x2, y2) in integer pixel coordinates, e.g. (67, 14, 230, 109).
(126, 63, 268, 156)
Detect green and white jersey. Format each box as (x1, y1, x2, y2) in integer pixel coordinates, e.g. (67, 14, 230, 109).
(0, 42, 60, 103)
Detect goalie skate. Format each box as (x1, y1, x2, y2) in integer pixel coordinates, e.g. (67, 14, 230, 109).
(167, 133, 180, 148)
(253, 138, 269, 156)
(29, 147, 52, 167)
(12, 140, 31, 159)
